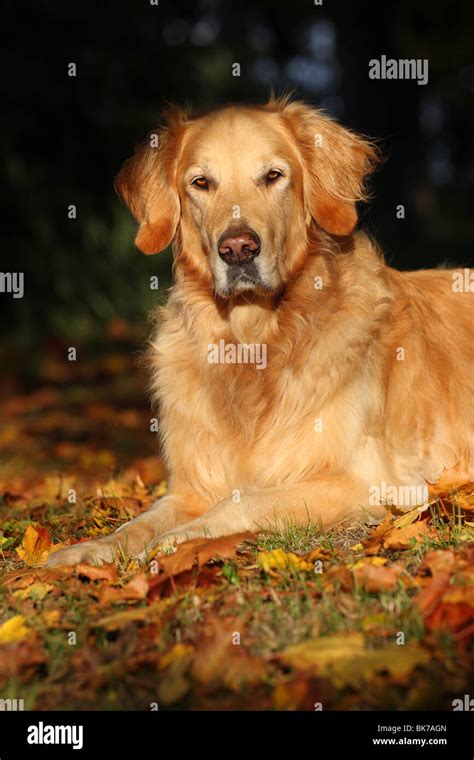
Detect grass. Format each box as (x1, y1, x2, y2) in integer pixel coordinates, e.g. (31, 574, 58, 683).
(0, 343, 472, 710)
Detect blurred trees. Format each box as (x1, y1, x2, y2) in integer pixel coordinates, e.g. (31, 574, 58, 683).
(2, 0, 473, 347)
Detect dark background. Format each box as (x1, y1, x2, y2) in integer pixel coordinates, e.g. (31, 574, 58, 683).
(3, 0, 474, 349)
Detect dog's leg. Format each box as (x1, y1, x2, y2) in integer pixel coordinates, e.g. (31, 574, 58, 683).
(46, 492, 207, 567)
(150, 477, 381, 551)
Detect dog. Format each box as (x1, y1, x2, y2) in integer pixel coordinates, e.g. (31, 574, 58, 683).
(47, 96, 473, 567)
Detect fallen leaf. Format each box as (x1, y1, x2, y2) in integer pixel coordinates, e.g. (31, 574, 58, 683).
(353, 563, 404, 592)
(99, 571, 149, 605)
(383, 521, 432, 551)
(41, 610, 61, 627)
(272, 679, 310, 710)
(349, 556, 388, 570)
(13, 581, 54, 600)
(428, 456, 471, 494)
(363, 514, 394, 555)
(422, 549, 456, 577)
(157, 644, 193, 706)
(16, 525, 52, 566)
(280, 633, 365, 672)
(442, 586, 474, 609)
(94, 604, 168, 631)
(148, 532, 255, 591)
(159, 643, 194, 671)
(75, 563, 119, 582)
(0, 615, 32, 644)
(280, 635, 429, 687)
(414, 573, 451, 617)
(258, 549, 313, 575)
(192, 615, 265, 692)
(392, 505, 428, 529)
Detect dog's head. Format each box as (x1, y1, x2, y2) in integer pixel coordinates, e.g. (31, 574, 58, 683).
(116, 97, 379, 298)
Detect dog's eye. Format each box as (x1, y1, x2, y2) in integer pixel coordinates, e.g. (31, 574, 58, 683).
(266, 169, 283, 184)
(191, 176, 209, 190)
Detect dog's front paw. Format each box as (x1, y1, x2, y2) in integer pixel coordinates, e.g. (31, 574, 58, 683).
(46, 538, 118, 568)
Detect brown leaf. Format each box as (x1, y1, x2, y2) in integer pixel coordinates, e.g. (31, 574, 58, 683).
(422, 549, 456, 577)
(75, 563, 119, 582)
(0, 637, 45, 685)
(383, 521, 432, 551)
(148, 532, 255, 594)
(362, 514, 394, 555)
(98, 571, 149, 605)
(413, 573, 451, 617)
(192, 615, 265, 692)
(353, 563, 404, 592)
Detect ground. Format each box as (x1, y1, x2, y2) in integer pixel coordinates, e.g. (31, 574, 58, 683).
(0, 323, 473, 710)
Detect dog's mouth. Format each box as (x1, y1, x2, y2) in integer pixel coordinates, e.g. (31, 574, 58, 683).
(223, 261, 272, 296)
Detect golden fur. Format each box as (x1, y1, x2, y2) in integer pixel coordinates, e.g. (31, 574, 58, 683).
(48, 97, 473, 567)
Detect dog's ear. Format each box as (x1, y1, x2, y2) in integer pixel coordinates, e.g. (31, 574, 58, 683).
(271, 98, 380, 236)
(115, 107, 187, 254)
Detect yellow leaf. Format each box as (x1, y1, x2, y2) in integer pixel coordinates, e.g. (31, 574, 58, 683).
(281, 635, 429, 687)
(350, 543, 364, 552)
(258, 549, 312, 574)
(393, 506, 424, 529)
(349, 556, 388, 570)
(41, 610, 61, 627)
(16, 525, 52, 566)
(272, 680, 308, 710)
(0, 615, 32, 644)
(360, 613, 388, 631)
(95, 604, 168, 631)
(13, 581, 54, 600)
(281, 633, 365, 671)
(159, 643, 194, 671)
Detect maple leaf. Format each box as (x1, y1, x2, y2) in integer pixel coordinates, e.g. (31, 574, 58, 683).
(428, 455, 471, 494)
(362, 514, 394, 555)
(382, 521, 433, 551)
(16, 525, 52, 566)
(0, 615, 32, 645)
(148, 532, 255, 593)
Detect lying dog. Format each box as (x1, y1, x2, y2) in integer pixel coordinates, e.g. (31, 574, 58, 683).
(47, 97, 473, 567)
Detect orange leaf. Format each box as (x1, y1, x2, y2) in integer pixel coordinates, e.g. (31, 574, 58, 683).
(191, 615, 265, 691)
(148, 532, 255, 593)
(353, 563, 403, 592)
(16, 525, 52, 566)
(382, 521, 432, 551)
(75, 563, 119, 582)
(99, 571, 149, 605)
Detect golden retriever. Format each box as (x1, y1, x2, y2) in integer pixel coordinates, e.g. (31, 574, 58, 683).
(47, 96, 473, 567)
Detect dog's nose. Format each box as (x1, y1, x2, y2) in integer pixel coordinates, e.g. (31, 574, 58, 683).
(218, 229, 261, 265)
